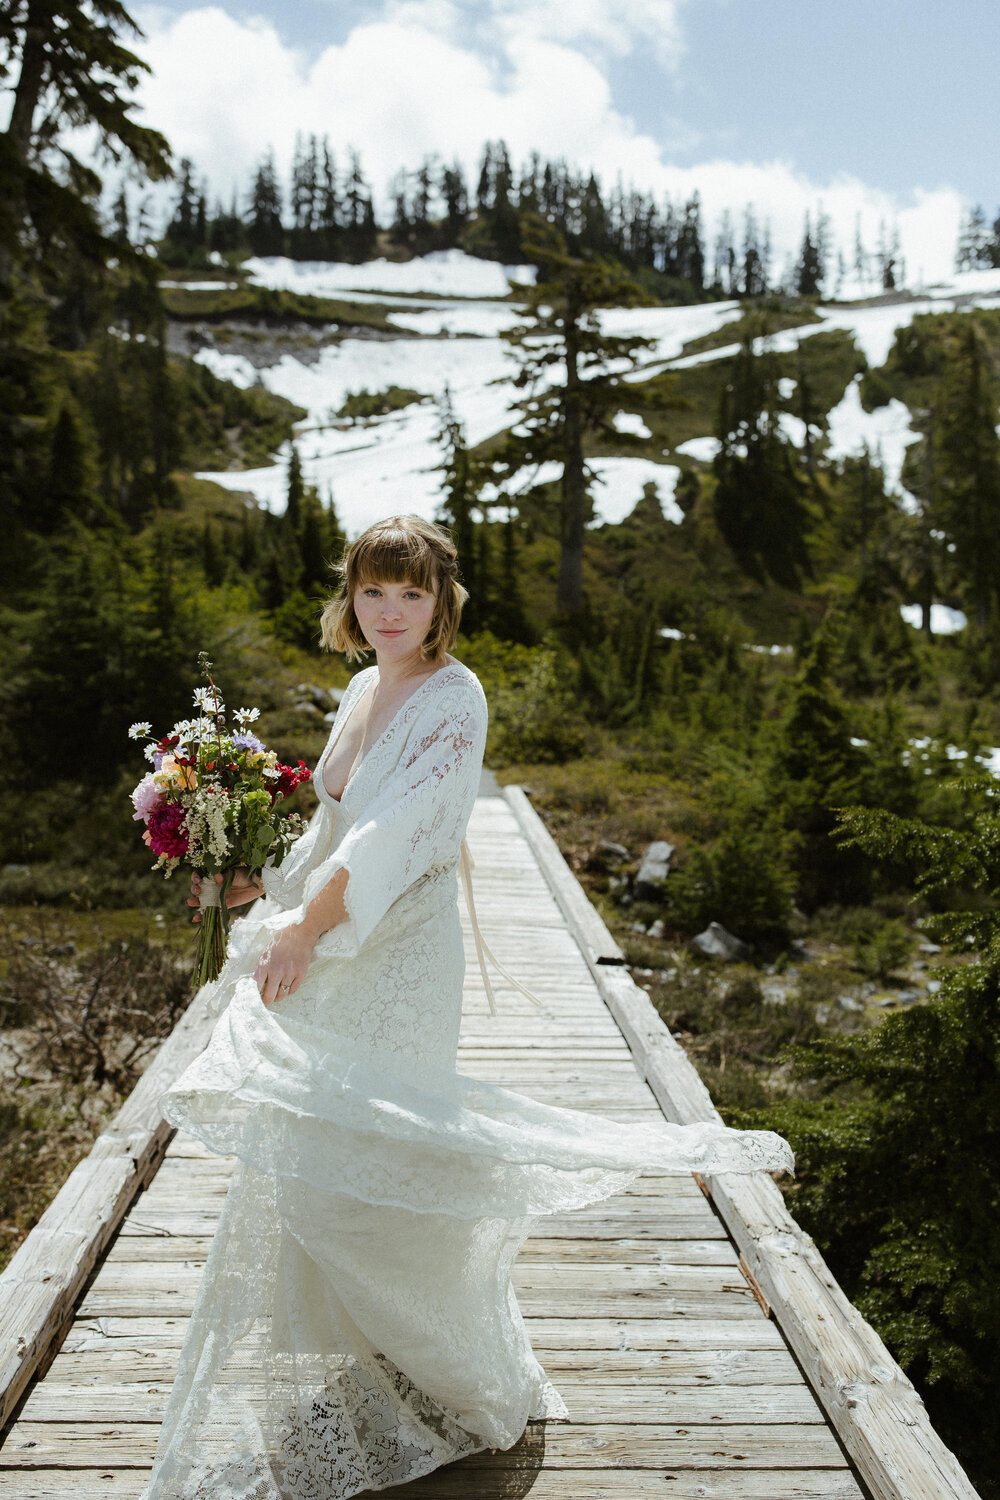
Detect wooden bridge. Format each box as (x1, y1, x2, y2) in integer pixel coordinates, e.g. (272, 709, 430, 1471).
(0, 786, 981, 1499)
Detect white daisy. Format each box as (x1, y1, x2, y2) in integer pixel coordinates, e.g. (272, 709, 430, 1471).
(235, 706, 260, 724)
(128, 721, 152, 739)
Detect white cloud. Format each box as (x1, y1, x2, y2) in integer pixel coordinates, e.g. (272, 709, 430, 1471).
(132, 3, 963, 283)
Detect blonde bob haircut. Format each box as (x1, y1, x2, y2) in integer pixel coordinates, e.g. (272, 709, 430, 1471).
(320, 514, 469, 663)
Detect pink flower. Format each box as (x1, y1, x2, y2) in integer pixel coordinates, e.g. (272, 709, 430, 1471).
(146, 801, 190, 859)
(131, 773, 164, 823)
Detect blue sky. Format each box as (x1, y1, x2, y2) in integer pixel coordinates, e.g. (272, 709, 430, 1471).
(132, 0, 1000, 280)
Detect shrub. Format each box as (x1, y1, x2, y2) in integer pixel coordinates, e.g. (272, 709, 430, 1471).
(1, 934, 190, 1091)
(455, 632, 587, 765)
(663, 817, 796, 946)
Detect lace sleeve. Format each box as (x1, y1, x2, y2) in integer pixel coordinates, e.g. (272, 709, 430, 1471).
(299, 680, 486, 959)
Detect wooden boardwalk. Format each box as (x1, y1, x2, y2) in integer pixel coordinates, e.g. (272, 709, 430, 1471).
(0, 789, 980, 1499)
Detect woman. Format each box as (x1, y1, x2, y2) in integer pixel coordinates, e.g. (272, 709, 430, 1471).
(146, 514, 791, 1500)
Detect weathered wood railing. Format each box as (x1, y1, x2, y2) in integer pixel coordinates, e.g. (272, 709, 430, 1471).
(506, 785, 980, 1500)
(0, 987, 218, 1431)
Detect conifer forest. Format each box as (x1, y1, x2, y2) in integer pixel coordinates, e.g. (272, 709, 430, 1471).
(2, 5, 1000, 1493)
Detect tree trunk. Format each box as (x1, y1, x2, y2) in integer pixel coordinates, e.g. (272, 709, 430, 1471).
(557, 328, 586, 614)
(0, 4, 49, 293)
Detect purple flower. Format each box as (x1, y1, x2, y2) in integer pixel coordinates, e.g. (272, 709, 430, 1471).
(234, 733, 265, 754)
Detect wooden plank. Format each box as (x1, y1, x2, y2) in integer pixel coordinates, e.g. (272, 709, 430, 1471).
(0, 1469, 866, 1499)
(504, 785, 981, 1500)
(0, 1420, 850, 1470)
(502, 786, 625, 966)
(102, 1235, 740, 1267)
(36, 1343, 807, 1387)
(21, 1379, 826, 1426)
(59, 1314, 790, 1355)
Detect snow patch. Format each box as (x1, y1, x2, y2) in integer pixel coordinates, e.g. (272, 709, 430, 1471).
(900, 603, 968, 634)
(676, 436, 720, 463)
(613, 411, 653, 439)
(243, 250, 536, 300)
(825, 377, 921, 509)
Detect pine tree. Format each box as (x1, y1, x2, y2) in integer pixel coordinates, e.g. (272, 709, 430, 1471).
(247, 152, 284, 257)
(676, 195, 705, 290)
(314, 138, 338, 258)
(166, 157, 202, 253)
(795, 211, 823, 296)
(713, 330, 810, 587)
(440, 161, 468, 246)
(285, 442, 305, 528)
(0, 0, 171, 292)
(435, 390, 494, 630)
(342, 151, 377, 262)
(932, 321, 1000, 628)
(500, 217, 657, 616)
(290, 133, 319, 258)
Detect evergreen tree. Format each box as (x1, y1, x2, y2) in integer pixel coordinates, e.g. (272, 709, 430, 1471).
(166, 157, 203, 254)
(285, 441, 305, 528)
(435, 390, 493, 631)
(290, 133, 319, 258)
(713, 331, 811, 586)
(766, 629, 867, 906)
(316, 138, 340, 258)
(45, 397, 100, 530)
(932, 321, 1000, 628)
(795, 211, 824, 296)
(676, 195, 705, 290)
(0, 0, 171, 292)
(207, 193, 244, 256)
(341, 151, 377, 262)
(440, 161, 468, 247)
(500, 217, 657, 616)
(247, 151, 283, 257)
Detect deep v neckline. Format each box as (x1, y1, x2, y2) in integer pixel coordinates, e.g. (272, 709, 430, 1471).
(320, 663, 452, 803)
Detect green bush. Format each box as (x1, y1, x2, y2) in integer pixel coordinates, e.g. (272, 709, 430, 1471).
(663, 817, 797, 946)
(455, 632, 588, 765)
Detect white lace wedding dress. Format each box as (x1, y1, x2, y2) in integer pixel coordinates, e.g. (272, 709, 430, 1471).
(145, 659, 792, 1500)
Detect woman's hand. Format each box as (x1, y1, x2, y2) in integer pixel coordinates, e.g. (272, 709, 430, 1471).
(254, 922, 316, 1006)
(187, 869, 263, 923)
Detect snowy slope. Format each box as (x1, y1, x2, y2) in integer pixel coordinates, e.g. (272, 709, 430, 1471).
(189, 251, 993, 543)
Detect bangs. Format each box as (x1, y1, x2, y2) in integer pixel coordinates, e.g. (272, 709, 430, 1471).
(349, 527, 438, 593)
(320, 514, 467, 661)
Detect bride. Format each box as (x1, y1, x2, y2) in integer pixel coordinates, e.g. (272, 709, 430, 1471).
(145, 514, 792, 1499)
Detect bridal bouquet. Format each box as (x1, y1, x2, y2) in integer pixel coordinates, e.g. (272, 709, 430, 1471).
(128, 654, 311, 986)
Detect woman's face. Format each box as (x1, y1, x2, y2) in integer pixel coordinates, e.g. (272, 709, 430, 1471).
(353, 576, 438, 663)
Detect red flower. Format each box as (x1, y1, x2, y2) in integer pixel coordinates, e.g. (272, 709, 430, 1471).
(146, 801, 190, 858)
(157, 734, 180, 753)
(272, 760, 311, 802)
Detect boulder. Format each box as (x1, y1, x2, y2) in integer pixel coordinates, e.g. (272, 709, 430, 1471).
(647, 919, 665, 940)
(586, 839, 630, 872)
(690, 921, 752, 963)
(635, 841, 675, 900)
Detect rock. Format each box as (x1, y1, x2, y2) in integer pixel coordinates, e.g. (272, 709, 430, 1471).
(47, 942, 76, 958)
(586, 840, 630, 872)
(690, 921, 752, 963)
(926, 979, 942, 995)
(919, 941, 942, 954)
(635, 841, 675, 900)
(838, 994, 865, 1013)
(647, 919, 665, 940)
(630, 922, 647, 934)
